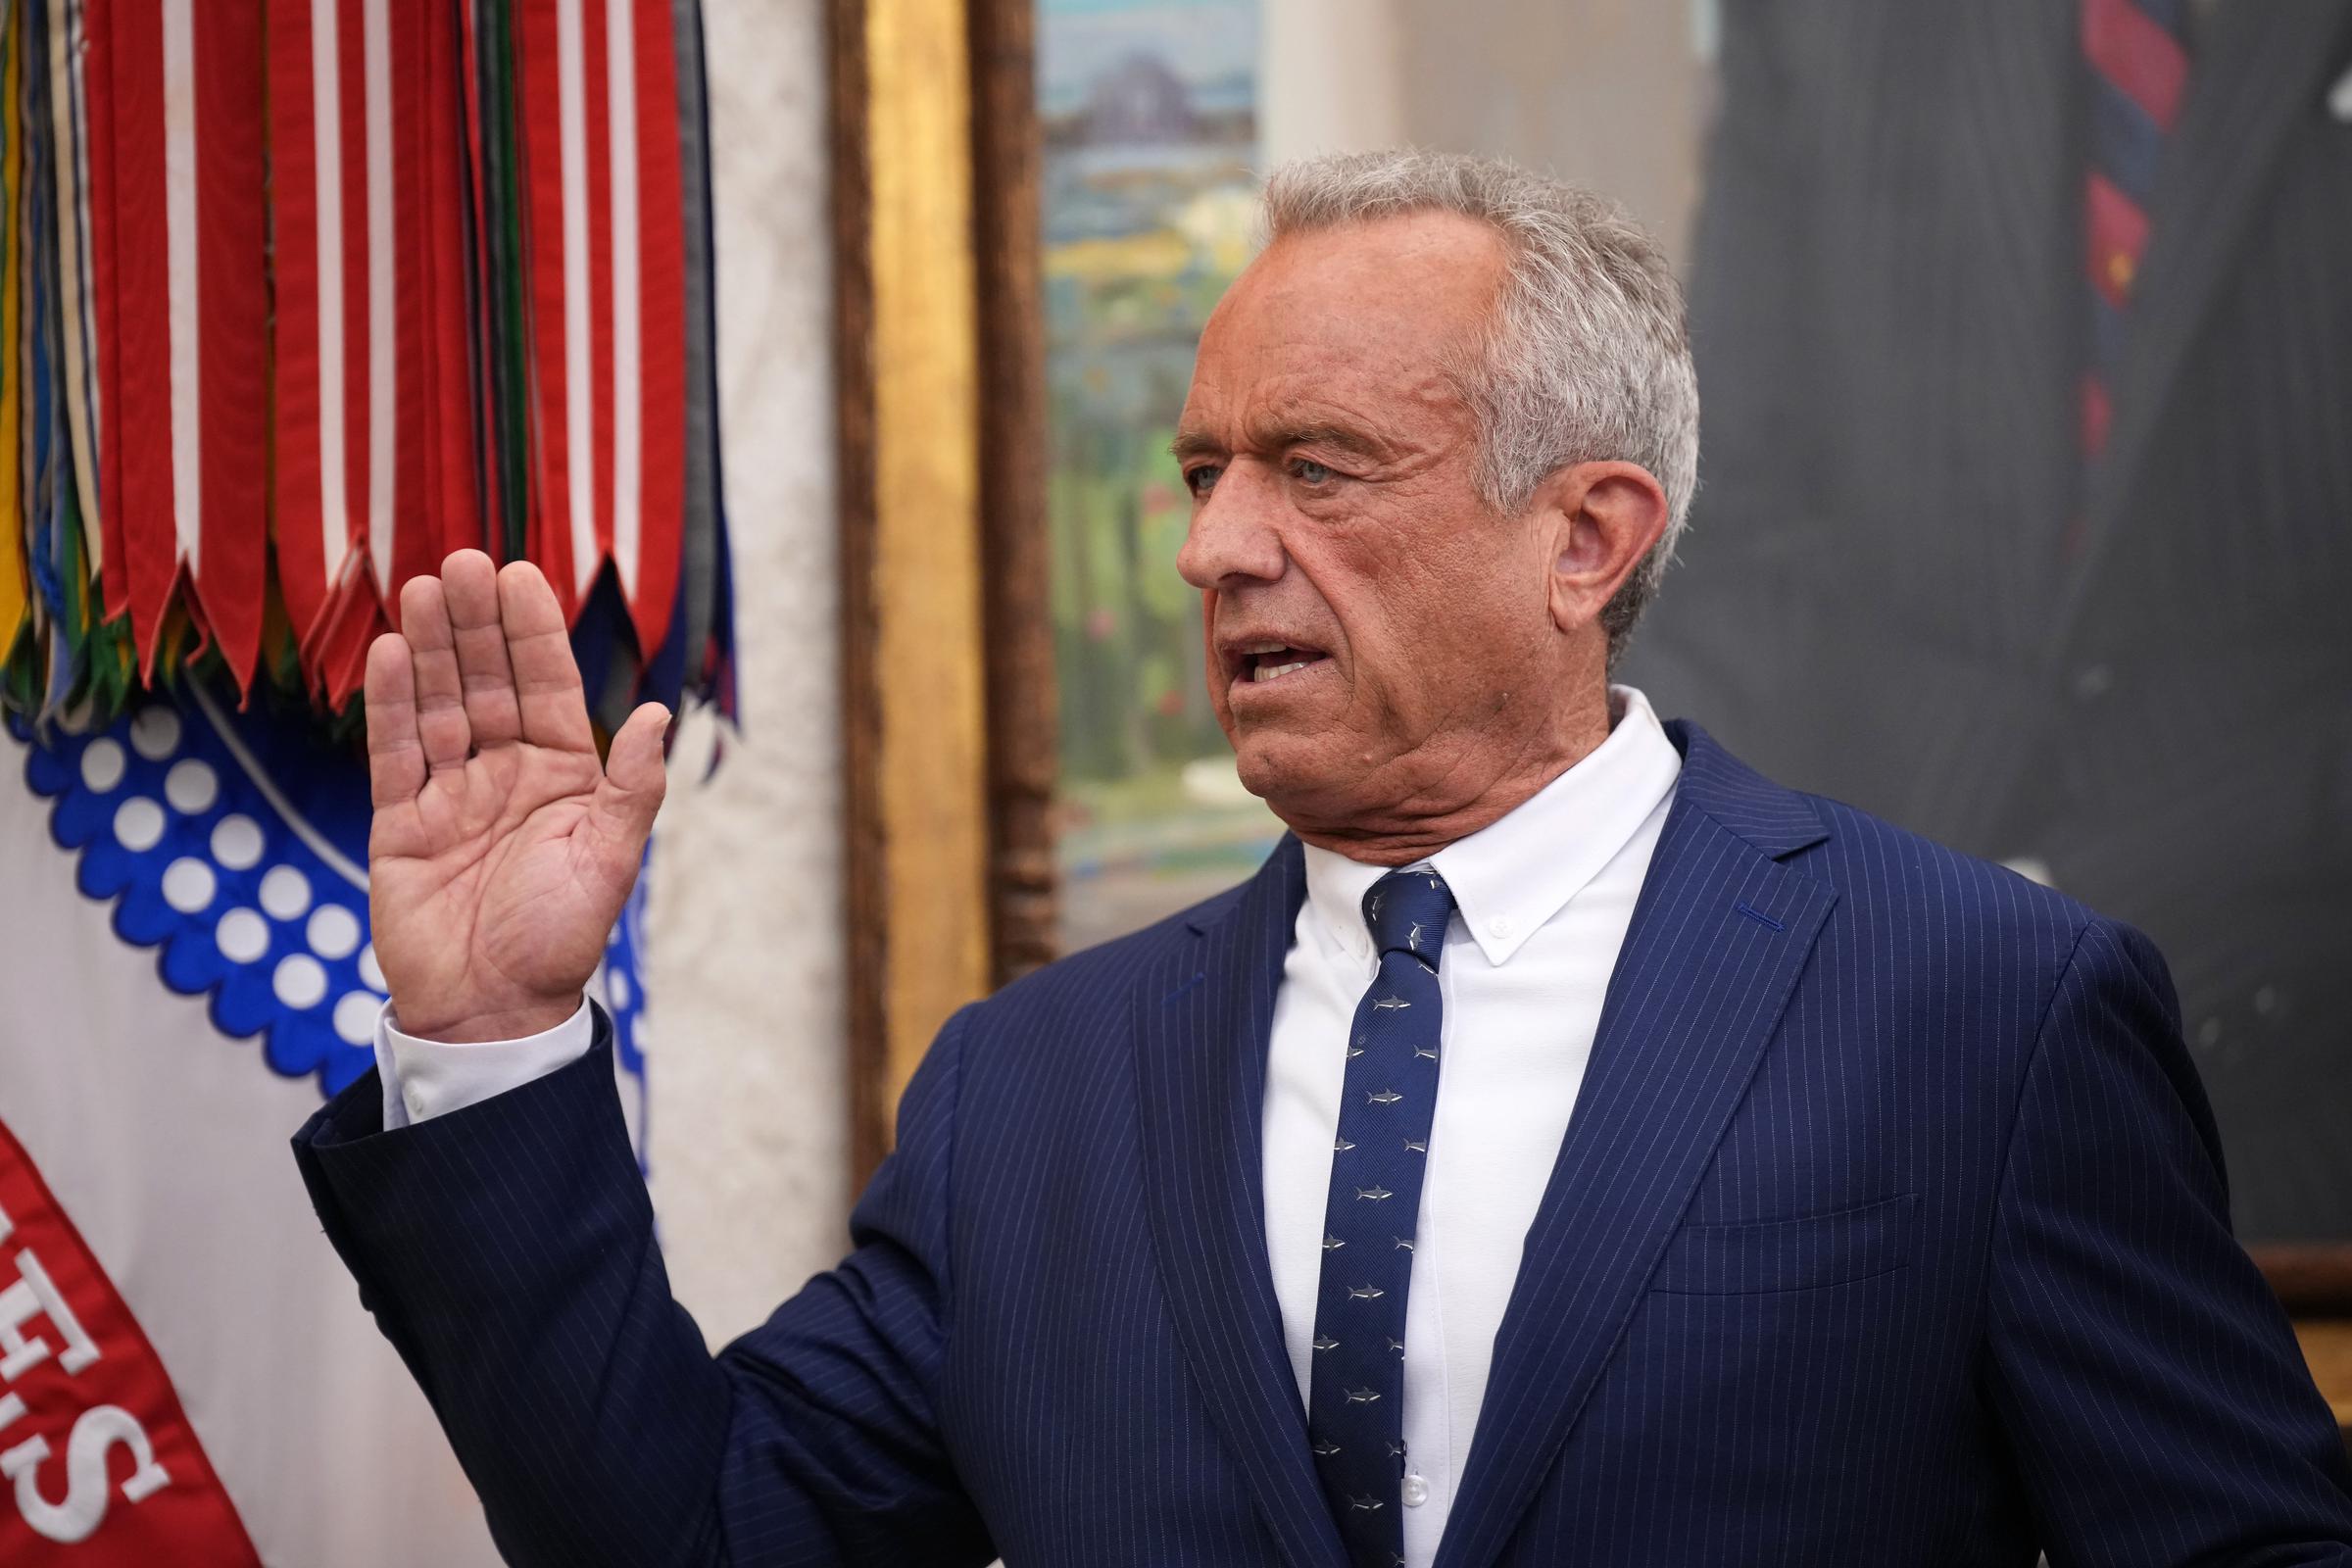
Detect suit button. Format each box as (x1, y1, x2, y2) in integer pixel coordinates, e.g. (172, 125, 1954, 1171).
(2072, 663, 2113, 702)
(1401, 1472, 1429, 1507)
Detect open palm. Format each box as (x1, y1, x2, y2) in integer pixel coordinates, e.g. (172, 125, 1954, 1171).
(364, 551, 668, 1043)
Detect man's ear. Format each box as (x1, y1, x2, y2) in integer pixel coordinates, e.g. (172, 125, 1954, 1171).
(1543, 461, 1670, 636)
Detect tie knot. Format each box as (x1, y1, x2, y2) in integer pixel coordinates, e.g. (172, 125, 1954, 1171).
(1361, 868, 1455, 963)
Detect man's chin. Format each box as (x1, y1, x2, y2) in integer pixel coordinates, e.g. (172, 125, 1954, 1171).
(1232, 732, 1350, 817)
(1232, 744, 1281, 802)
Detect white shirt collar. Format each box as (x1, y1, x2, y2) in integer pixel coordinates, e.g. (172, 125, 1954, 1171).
(1298, 685, 1684, 968)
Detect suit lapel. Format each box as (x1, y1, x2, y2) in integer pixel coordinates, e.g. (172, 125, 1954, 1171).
(2067, 0, 2352, 627)
(1434, 727, 1838, 1568)
(1135, 837, 1347, 1568)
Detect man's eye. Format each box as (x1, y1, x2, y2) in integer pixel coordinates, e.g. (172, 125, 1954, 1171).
(1291, 459, 1334, 485)
(1185, 465, 1222, 497)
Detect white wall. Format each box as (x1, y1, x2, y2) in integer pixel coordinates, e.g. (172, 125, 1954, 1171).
(1259, 0, 1405, 169)
(1260, 0, 1706, 263)
(644, 0, 852, 1348)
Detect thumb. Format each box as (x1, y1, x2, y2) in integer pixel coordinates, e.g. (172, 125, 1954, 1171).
(588, 702, 671, 860)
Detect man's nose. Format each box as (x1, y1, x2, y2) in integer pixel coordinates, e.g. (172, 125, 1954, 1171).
(1175, 469, 1287, 590)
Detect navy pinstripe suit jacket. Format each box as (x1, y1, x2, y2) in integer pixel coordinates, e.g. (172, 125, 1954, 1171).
(294, 723, 2352, 1566)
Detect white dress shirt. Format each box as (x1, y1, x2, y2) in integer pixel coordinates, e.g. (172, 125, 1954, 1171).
(377, 687, 1683, 1566)
(1259, 686, 1680, 1565)
(372, 999, 595, 1131)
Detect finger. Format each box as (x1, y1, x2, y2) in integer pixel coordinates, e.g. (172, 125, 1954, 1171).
(440, 550, 523, 750)
(364, 632, 427, 808)
(496, 561, 595, 755)
(587, 702, 670, 874)
(399, 571, 471, 775)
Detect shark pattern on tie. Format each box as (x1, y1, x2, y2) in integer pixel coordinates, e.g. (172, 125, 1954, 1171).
(1306, 866, 1456, 1567)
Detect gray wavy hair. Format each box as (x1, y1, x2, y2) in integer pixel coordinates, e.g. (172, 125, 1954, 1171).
(1259, 150, 1699, 665)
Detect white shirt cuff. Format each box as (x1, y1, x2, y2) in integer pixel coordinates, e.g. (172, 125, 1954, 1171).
(372, 997, 596, 1130)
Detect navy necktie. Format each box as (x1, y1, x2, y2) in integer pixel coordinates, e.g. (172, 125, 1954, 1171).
(1307, 866, 1456, 1568)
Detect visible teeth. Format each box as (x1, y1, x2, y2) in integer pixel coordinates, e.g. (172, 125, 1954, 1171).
(1252, 660, 1312, 682)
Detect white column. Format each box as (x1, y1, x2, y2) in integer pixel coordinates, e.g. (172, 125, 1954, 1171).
(1259, 0, 1406, 168)
(1259, 0, 1706, 263)
(647, 0, 851, 1347)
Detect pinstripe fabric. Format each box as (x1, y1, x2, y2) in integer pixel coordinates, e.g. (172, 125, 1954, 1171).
(1624, 0, 2352, 1240)
(295, 722, 2352, 1565)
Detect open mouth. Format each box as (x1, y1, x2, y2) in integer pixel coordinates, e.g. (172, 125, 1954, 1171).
(1231, 641, 1332, 685)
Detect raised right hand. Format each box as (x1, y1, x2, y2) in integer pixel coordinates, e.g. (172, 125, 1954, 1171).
(363, 550, 669, 1043)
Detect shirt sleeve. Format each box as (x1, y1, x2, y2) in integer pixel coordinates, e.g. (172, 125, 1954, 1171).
(373, 996, 595, 1130)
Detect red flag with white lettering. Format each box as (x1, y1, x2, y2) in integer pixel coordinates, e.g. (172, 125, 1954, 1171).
(0, 1119, 260, 1564)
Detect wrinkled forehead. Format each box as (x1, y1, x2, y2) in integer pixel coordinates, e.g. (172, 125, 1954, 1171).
(1183, 213, 1507, 440)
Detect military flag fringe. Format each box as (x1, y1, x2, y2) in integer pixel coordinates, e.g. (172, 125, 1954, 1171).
(0, 0, 733, 735)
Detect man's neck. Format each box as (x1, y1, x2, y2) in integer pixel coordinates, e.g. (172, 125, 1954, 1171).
(1278, 691, 1619, 867)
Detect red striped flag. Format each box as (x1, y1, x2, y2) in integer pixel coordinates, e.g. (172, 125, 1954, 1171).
(97, 0, 269, 684)
(516, 0, 685, 653)
(515, 0, 574, 608)
(11, 0, 719, 724)
(271, 0, 397, 699)
(264, 0, 336, 649)
(417, 1, 482, 567)
(269, 0, 480, 703)
(623, 0, 687, 659)
(49, 0, 112, 607)
(82, 0, 130, 627)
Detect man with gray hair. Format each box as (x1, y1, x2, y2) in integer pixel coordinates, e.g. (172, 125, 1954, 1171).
(295, 151, 2352, 1567)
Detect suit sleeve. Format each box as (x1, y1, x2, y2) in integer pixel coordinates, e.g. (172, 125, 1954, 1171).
(1984, 916, 2352, 1563)
(291, 1004, 996, 1568)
